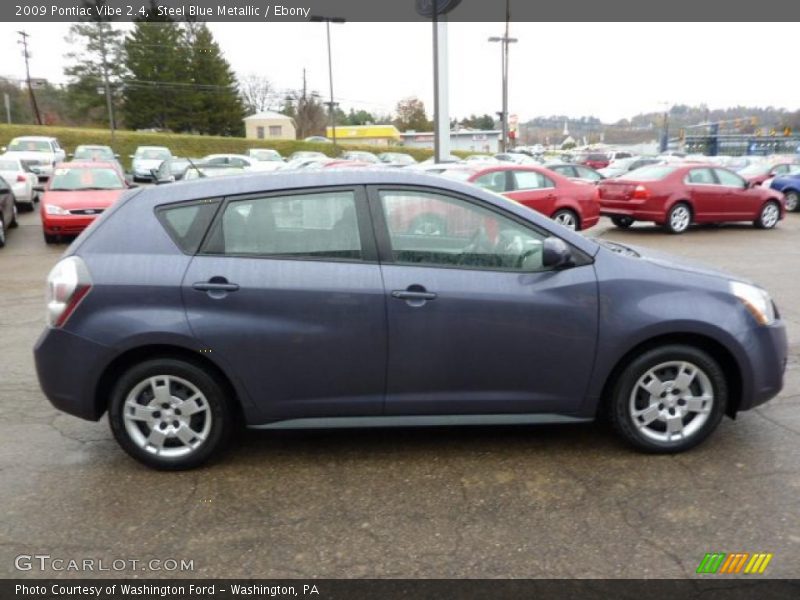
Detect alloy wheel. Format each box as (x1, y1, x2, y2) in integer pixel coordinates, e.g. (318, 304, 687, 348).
(122, 375, 213, 458)
(785, 191, 799, 212)
(760, 202, 780, 229)
(629, 361, 714, 443)
(553, 210, 578, 230)
(669, 205, 691, 233)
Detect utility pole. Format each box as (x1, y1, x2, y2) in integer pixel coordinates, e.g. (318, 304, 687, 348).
(97, 26, 116, 145)
(17, 30, 42, 125)
(310, 16, 345, 149)
(432, 9, 450, 162)
(489, 0, 517, 153)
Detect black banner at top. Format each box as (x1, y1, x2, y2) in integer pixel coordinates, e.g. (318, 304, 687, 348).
(2, 0, 799, 22)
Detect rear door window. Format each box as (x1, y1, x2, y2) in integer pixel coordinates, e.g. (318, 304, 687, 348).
(513, 170, 553, 190)
(203, 189, 365, 261)
(686, 169, 716, 184)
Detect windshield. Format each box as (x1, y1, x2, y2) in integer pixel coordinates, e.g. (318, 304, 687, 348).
(74, 146, 114, 160)
(737, 163, 770, 177)
(50, 167, 124, 191)
(622, 165, 678, 181)
(8, 139, 51, 152)
(135, 148, 170, 160)
(250, 150, 281, 161)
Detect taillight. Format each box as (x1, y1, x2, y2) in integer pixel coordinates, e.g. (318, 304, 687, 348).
(632, 185, 649, 200)
(46, 256, 92, 327)
(17, 174, 26, 183)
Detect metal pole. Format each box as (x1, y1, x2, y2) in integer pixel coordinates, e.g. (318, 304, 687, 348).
(98, 28, 116, 145)
(432, 12, 451, 162)
(17, 30, 42, 125)
(326, 21, 337, 149)
(3, 93, 10, 124)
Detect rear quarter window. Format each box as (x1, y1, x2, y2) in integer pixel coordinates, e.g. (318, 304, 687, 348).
(156, 200, 220, 254)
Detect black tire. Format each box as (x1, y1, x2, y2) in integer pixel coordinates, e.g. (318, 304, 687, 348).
(9, 203, 18, 228)
(611, 216, 633, 229)
(609, 345, 727, 453)
(43, 232, 58, 244)
(108, 358, 233, 470)
(17, 201, 34, 213)
(409, 213, 447, 236)
(783, 190, 799, 212)
(664, 202, 692, 234)
(0, 217, 5, 248)
(754, 200, 781, 229)
(552, 209, 580, 231)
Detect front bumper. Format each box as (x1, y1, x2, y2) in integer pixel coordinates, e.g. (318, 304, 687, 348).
(41, 214, 98, 236)
(34, 327, 114, 421)
(736, 320, 788, 411)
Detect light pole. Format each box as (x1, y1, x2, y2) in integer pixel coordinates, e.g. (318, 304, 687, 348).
(310, 16, 345, 150)
(489, 3, 516, 153)
(659, 101, 671, 153)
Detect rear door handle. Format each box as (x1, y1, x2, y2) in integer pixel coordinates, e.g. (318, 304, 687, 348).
(392, 290, 437, 301)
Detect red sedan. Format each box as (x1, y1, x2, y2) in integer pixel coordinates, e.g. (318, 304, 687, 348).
(40, 161, 131, 243)
(440, 164, 600, 231)
(599, 163, 785, 234)
(738, 161, 799, 186)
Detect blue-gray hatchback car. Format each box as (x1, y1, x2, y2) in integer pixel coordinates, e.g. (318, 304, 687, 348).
(34, 170, 787, 469)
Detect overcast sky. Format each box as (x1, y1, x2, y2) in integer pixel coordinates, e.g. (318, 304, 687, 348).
(0, 21, 797, 123)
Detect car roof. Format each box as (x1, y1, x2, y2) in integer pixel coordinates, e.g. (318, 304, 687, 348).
(56, 161, 117, 169)
(12, 136, 56, 141)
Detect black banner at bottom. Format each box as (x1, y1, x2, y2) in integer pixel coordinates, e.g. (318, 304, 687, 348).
(3, 579, 800, 600)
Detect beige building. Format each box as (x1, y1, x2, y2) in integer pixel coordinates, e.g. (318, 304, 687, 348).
(244, 111, 297, 141)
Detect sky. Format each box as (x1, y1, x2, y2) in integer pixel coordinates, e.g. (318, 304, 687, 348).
(0, 21, 797, 124)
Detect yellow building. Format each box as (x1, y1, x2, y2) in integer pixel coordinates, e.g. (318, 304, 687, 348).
(244, 111, 296, 141)
(326, 125, 401, 147)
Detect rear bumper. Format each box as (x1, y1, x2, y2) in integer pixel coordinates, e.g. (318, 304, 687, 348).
(600, 199, 664, 221)
(581, 214, 600, 230)
(34, 327, 114, 421)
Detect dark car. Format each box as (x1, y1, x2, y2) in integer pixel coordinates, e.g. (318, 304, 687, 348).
(34, 171, 787, 469)
(599, 164, 786, 233)
(769, 170, 800, 212)
(0, 175, 19, 248)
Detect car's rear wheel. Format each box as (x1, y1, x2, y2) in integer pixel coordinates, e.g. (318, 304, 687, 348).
(611, 216, 633, 229)
(609, 345, 726, 453)
(754, 200, 780, 229)
(43, 232, 58, 244)
(784, 190, 799, 212)
(108, 358, 233, 470)
(664, 202, 691, 234)
(17, 201, 34, 213)
(9, 203, 18, 228)
(552, 209, 579, 231)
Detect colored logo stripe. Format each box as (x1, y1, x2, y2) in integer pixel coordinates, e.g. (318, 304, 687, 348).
(697, 553, 726, 574)
(696, 552, 773, 574)
(720, 553, 749, 574)
(744, 553, 773, 574)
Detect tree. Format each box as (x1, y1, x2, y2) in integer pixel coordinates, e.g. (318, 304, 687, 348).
(63, 0, 125, 127)
(185, 23, 245, 135)
(282, 92, 327, 139)
(393, 96, 431, 132)
(121, 5, 192, 131)
(239, 74, 275, 115)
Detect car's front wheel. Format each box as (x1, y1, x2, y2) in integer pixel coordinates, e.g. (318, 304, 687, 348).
(552, 209, 579, 231)
(784, 190, 799, 212)
(609, 345, 727, 453)
(754, 201, 780, 229)
(108, 358, 233, 470)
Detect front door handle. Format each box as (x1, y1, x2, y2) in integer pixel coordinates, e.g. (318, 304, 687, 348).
(193, 276, 240, 294)
(391, 285, 437, 307)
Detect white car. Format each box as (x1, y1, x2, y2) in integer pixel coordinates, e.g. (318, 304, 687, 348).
(0, 156, 37, 211)
(1, 136, 66, 183)
(245, 148, 285, 169)
(201, 154, 278, 172)
(130, 146, 172, 182)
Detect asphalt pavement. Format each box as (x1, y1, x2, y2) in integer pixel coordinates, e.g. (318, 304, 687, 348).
(1, 208, 798, 578)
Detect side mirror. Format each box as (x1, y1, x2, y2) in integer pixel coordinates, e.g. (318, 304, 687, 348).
(542, 237, 574, 270)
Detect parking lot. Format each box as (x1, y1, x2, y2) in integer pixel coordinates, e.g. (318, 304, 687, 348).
(1, 208, 798, 579)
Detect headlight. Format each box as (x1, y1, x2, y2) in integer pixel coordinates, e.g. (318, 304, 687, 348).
(730, 281, 776, 326)
(44, 204, 69, 215)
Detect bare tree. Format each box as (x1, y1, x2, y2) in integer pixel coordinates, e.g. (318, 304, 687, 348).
(239, 74, 275, 115)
